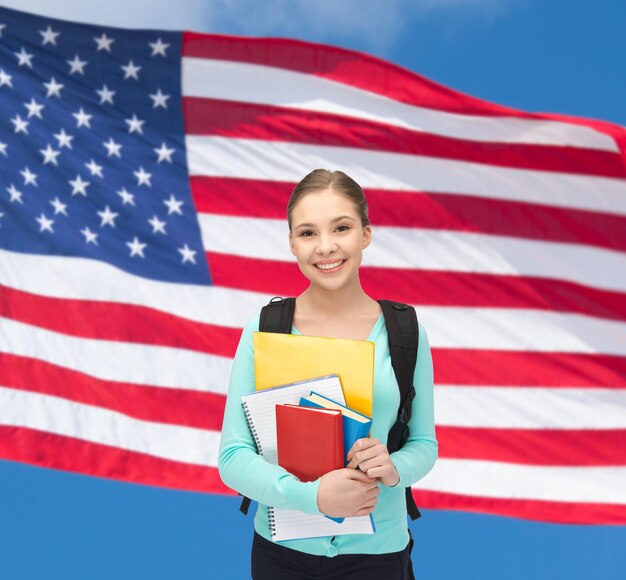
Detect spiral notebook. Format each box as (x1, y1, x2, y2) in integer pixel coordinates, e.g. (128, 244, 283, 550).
(241, 375, 376, 541)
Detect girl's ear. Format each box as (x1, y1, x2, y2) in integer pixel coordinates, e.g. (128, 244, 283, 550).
(289, 231, 296, 256)
(362, 224, 372, 249)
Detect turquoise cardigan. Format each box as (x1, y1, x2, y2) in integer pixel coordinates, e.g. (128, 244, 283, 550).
(218, 312, 438, 557)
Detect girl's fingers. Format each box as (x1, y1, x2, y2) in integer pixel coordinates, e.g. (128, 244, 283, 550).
(347, 439, 380, 461)
(349, 446, 380, 465)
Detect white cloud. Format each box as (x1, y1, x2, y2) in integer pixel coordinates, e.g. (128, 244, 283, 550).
(0, 0, 209, 30)
(205, 0, 522, 51)
(3, 0, 521, 52)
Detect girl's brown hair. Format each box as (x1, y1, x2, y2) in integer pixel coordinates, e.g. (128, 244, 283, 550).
(287, 169, 370, 232)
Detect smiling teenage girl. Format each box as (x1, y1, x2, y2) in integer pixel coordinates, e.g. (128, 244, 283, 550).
(218, 169, 438, 579)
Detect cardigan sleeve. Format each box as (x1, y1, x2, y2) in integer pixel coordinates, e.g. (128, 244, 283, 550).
(389, 320, 438, 488)
(217, 314, 324, 516)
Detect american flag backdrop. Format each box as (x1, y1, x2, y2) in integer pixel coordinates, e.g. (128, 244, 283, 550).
(1, 6, 625, 525)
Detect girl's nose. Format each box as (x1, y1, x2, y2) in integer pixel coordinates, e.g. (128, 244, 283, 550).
(315, 234, 338, 255)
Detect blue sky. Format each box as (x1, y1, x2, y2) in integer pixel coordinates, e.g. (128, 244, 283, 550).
(1, 1, 625, 579)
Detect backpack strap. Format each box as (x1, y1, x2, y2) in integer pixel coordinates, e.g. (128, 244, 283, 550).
(377, 299, 422, 520)
(238, 296, 295, 515)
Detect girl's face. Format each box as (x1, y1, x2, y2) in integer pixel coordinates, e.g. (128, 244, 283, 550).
(289, 189, 372, 291)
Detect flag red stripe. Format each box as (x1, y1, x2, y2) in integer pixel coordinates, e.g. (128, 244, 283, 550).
(434, 349, 626, 388)
(0, 285, 241, 357)
(0, 353, 225, 431)
(191, 176, 626, 253)
(3, 284, 625, 388)
(414, 490, 626, 525)
(183, 97, 626, 179)
(206, 252, 626, 322)
(0, 426, 228, 494)
(437, 426, 626, 466)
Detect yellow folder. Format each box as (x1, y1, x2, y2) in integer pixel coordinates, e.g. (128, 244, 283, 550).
(253, 332, 375, 417)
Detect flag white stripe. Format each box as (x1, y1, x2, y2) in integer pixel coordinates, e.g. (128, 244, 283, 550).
(435, 386, 626, 429)
(0, 248, 268, 329)
(0, 317, 232, 392)
(0, 387, 219, 466)
(182, 58, 618, 152)
(198, 214, 626, 293)
(417, 306, 626, 355)
(186, 136, 626, 216)
(416, 459, 626, 504)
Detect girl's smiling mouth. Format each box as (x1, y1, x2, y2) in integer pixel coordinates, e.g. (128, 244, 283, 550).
(314, 259, 347, 272)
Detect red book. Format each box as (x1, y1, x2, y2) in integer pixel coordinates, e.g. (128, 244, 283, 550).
(276, 404, 344, 482)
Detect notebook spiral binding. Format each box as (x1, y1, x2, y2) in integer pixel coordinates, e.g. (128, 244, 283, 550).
(242, 401, 263, 455)
(268, 507, 277, 539)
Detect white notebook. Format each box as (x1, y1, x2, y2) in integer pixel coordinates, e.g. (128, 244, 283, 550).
(241, 374, 376, 542)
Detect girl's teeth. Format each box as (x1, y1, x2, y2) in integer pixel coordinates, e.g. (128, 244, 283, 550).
(316, 261, 344, 270)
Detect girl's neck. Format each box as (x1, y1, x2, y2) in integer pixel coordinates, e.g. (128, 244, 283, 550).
(297, 279, 376, 321)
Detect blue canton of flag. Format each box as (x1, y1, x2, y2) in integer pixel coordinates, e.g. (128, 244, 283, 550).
(0, 7, 211, 285)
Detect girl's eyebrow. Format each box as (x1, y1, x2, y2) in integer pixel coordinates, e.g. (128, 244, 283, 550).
(294, 215, 355, 229)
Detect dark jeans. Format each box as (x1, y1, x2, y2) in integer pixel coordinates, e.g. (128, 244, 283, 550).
(251, 529, 416, 579)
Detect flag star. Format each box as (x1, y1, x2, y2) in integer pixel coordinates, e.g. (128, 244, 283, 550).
(0, 68, 13, 87)
(69, 174, 90, 196)
(40, 25, 60, 46)
(149, 88, 170, 109)
(81, 227, 99, 244)
(11, 115, 28, 134)
(40, 144, 61, 165)
(154, 142, 175, 163)
(36, 213, 54, 233)
(121, 60, 141, 80)
(96, 84, 115, 105)
(0, 141, 7, 156)
(73, 107, 92, 128)
(85, 159, 104, 177)
(149, 38, 170, 57)
(44, 77, 64, 98)
(94, 32, 115, 52)
(98, 205, 119, 227)
(126, 236, 147, 258)
(0, 24, 5, 38)
(7, 184, 24, 204)
(21, 167, 38, 186)
(178, 243, 197, 264)
(133, 166, 152, 186)
(50, 197, 68, 215)
(103, 138, 122, 157)
(125, 114, 144, 134)
(54, 129, 74, 149)
(117, 188, 135, 206)
(0, 212, 3, 227)
(148, 215, 167, 234)
(24, 98, 45, 119)
(15, 47, 34, 68)
(67, 54, 88, 75)
(163, 194, 183, 215)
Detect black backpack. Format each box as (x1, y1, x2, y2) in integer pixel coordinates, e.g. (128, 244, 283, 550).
(238, 296, 422, 520)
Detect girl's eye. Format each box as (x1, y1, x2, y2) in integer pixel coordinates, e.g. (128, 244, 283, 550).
(299, 225, 349, 237)
(336, 225, 350, 232)
(300, 231, 313, 237)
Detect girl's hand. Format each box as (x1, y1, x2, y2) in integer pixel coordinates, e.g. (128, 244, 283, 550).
(316, 468, 380, 518)
(346, 437, 400, 487)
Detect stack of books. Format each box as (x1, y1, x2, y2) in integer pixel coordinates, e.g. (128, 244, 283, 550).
(240, 331, 377, 542)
